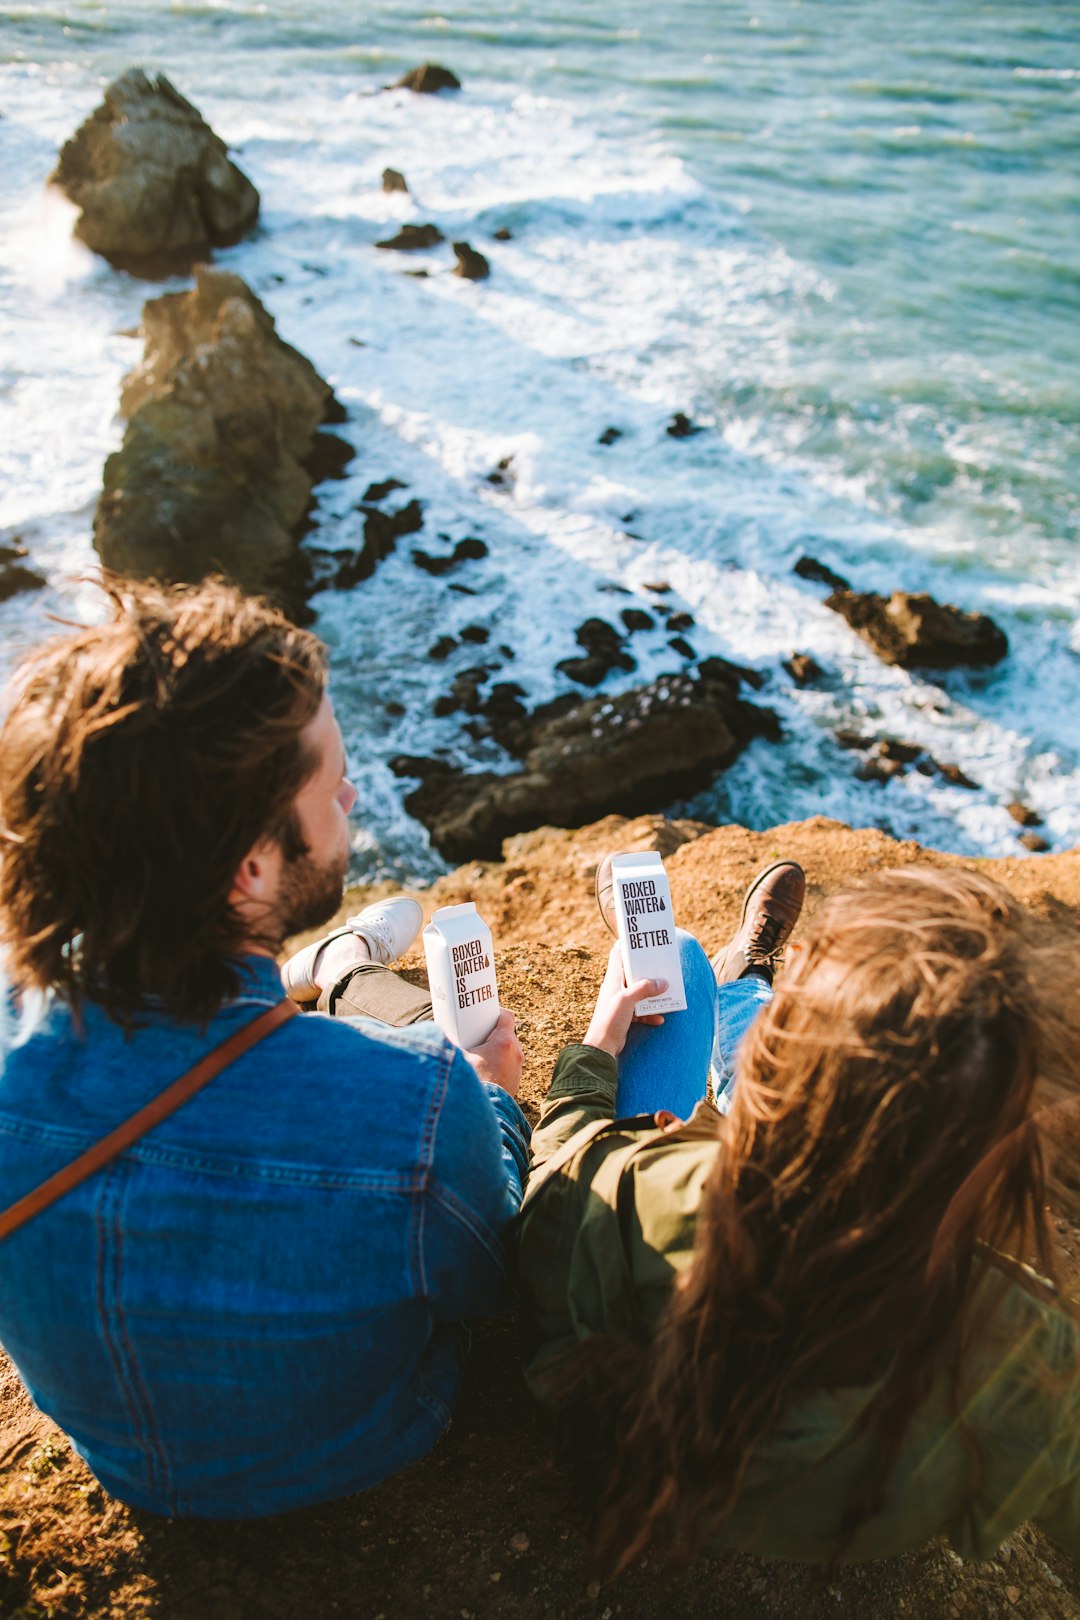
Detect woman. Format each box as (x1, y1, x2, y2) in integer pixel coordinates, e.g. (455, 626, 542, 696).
(515, 861, 1080, 1571)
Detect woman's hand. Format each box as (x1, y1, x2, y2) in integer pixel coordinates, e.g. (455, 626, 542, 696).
(583, 945, 668, 1060)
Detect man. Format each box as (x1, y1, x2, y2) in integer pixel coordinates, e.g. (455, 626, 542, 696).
(0, 577, 528, 1518)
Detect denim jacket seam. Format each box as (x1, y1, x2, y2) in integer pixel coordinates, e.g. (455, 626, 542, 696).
(94, 1168, 170, 1503)
(111, 1178, 175, 1509)
(411, 1047, 451, 1299)
(424, 1179, 508, 1280)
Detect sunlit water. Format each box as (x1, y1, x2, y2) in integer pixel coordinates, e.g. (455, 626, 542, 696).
(1, 0, 1077, 879)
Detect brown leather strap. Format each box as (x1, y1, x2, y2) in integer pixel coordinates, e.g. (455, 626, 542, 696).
(0, 998, 299, 1244)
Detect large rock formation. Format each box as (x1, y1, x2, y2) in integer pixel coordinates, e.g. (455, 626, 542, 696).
(94, 267, 348, 610)
(826, 587, 1008, 670)
(403, 667, 778, 861)
(52, 69, 259, 273)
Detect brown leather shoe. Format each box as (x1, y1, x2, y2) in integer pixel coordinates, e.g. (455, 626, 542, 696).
(710, 861, 806, 985)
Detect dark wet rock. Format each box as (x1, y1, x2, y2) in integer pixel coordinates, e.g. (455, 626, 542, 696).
(621, 608, 655, 633)
(492, 226, 513, 241)
(697, 654, 767, 692)
(376, 223, 444, 251)
(499, 644, 515, 659)
(0, 540, 46, 602)
(382, 167, 409, 193)
(406, 669, 780, 861)
(825, 588, 1008, 670)
(485, 455, 514, 489)
(666, 411, 702, 439)
(555, 656, 612, 688)
(411, 535, 488, 575)
(643, 580, 672, 594)
(1019, 831, 1050, 853)
(301, 431, 354, 484)
(389, 755, 451, 779)
(669, 636, 696, 660)
(316, 499, 425, 592)
(836, 730, 874, 751)
(598, 582, 632, 596)
(598, 426, 623, 446)
(460, 624, 490, 644)
(666, 610, 696, 632)
(794, 555, 851, 592)
(449, 582, 478, 595)
(51, 69, 259, 273)
(576, 618, 626, 656)
(1007, 801, 1043, 828)
(557, 618, 635, 685)
(384, 701, 406, 718)
(403, 269, 429, 279)
(452, 241, 490, 281)
(936, 761, 979, 790)
(393, 63, 461, 94)
(878, 739, 923, 765)
(427, 636, 457, 662)
(94, 267, 343, 610)
(856, 757, 906, 785)
(784, 653, 824, 686)
(364, 477, 407, 503)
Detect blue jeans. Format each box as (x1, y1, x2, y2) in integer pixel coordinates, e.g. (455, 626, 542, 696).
(615, 930, 773, 1118)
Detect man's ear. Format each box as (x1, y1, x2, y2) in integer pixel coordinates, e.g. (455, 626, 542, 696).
(230, 838, 282, 909)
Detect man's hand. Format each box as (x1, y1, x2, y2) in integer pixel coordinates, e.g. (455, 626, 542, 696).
(464, 1009, 524, 1096)
(583, 944, 667, 1060)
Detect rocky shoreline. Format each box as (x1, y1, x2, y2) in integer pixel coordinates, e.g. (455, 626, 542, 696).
(8, 66, 1042, 867)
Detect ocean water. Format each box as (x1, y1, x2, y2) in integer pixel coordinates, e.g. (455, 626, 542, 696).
(1, 0, 1078, 880)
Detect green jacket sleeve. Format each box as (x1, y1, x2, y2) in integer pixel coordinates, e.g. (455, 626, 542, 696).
(527, 1043, 619, 1175)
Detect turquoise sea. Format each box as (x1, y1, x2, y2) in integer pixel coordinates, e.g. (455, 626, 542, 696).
(1, 1, 1078, 877)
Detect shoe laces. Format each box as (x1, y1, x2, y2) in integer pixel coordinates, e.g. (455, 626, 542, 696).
(354, 912, 396, 964)
(745, 912, 786, 965)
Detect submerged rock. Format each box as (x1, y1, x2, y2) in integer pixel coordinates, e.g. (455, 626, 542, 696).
(393, 63, 461, 94)
(825, 588, 1008, 670)
(51, 69, 259, 273)
(794, 555, 850, 592)
(784, 653, 824, 686)
(452, 241, 490, 281)
(405, 668, 778, 861)
(375, 223, 444, 251)
(0, 540, 46, 603)
(94, 267, 345, 611)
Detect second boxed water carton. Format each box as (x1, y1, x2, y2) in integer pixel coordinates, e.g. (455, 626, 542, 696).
(423, 902, 500, 1049)
(609, 851, 687, 1017)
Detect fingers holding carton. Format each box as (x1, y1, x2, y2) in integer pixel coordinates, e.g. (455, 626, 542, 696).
(584, 943, 669, 1060)
(464, 1009, 523, 1096)
(424, 902, 521, 1094)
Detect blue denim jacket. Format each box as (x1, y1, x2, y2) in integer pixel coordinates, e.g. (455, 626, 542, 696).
(0, 956, 530, 1517)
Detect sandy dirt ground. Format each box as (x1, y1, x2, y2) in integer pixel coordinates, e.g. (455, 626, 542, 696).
(3, 815, 1080, 1619)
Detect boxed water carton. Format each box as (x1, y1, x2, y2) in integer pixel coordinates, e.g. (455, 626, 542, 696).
(423, 902, 500, 1049)
(609, 851, 687, 1017)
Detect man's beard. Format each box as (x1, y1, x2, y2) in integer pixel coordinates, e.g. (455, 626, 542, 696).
(276, 845, 348, 939)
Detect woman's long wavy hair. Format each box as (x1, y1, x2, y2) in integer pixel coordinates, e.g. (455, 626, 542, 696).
(551, 866, 1080, 1573)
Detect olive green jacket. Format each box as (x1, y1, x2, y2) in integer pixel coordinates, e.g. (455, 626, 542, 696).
(514, 1043, 1080, 1564)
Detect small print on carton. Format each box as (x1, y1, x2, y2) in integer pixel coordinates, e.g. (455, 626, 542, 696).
(610, 851, 687, 1016)
(423, 902, 500, 1049)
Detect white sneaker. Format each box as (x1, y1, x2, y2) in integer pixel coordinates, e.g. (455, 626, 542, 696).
(347, 896, 424, 967)
(281, 896, 424, 1001)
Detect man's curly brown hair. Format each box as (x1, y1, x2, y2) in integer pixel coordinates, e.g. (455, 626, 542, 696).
(0, 576, 326, 1025)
